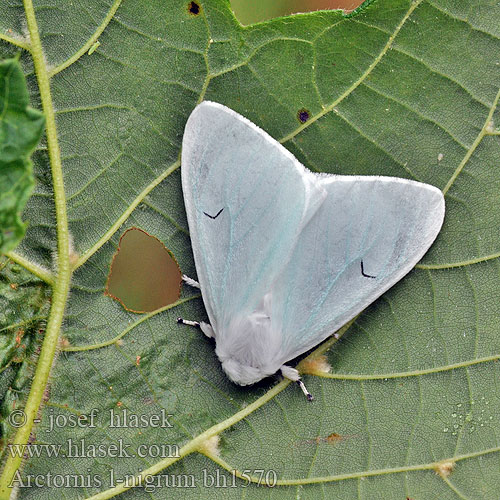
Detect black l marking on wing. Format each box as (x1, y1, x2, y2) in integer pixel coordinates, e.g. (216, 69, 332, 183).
(360, 260, 376, 279)
(203, 207, 224, 219)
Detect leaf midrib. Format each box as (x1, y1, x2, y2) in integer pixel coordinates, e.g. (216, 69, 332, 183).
(0, 0, 70, 497)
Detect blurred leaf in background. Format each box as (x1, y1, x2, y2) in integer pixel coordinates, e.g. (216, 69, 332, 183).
(0, 58, 45, 254)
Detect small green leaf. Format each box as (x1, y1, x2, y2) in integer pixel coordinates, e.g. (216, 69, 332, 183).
(0, 58, 45, 254)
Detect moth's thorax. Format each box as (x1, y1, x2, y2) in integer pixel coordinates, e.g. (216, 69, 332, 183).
(215, 296, 282, 385)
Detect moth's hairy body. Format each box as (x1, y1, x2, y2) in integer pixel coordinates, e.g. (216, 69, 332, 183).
(180, 101, 445, 396)
(214, 294, 283, 385)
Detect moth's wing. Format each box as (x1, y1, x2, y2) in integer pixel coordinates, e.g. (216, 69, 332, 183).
(271, 175, 445, 361)
(181, 101, 326, 332)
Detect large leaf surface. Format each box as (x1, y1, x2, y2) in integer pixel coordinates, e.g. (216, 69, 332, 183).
(0, 0, 499, 498)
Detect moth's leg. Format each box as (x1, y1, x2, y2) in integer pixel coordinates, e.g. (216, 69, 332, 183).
(182, 275, 200, 289)
(280, 365, 313, 402)
(177, 318, 214, 339)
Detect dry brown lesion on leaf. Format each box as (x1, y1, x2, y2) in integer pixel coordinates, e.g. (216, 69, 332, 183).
(434, 459, 455, 479)
(299, 355, 332, 376)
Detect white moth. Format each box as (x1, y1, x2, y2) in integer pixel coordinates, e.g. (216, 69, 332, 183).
(179, 101, 445, 400)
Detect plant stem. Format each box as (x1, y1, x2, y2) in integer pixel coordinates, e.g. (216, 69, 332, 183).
(0, 1, 71, 497)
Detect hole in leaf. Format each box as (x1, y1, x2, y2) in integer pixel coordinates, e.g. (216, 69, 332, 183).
(297, 108, 310, 123)
(231, 0, 365, 26)
(187, 1, 201, 15)
(105, 228, 182, 313)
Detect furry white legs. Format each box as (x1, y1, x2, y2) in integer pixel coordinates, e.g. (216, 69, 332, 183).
(180, 275, 313, 401)
(182, 274, 200, 288)
(280, 365, 313, 401)
(177, 318, 214, 338)
(178, 275, 213, 338)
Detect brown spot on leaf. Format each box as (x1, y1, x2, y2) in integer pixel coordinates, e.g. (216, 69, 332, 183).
(435, 460, 454, 478)
(299, 355, 331, 375)
(297, 431, 355, 448)
(325, 432, 343, 443)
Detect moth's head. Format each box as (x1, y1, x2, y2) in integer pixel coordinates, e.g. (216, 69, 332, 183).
(218, 357, 269, 386)
(215, 299, 282, 386)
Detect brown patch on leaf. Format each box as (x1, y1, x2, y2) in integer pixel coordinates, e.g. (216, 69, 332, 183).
(435, 460, 454, 478)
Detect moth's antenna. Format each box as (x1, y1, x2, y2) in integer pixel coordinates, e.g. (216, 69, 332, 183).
(297, 379, 313, 402)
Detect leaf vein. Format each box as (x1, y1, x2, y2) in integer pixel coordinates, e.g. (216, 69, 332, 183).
(417, 252, 500, 270)
(278, 0, 425, 144)
(443, 87, 500, 195)
(361, 80, 469, 151)
(316, 354, 500, 380)
(48, 0, 123, 77)
(328, 106, 420, 180)
(426, 0, 500, 41)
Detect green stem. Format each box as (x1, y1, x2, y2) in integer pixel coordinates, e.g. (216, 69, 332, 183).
(5, 251, 54, 285)
(0, 1, 71, 497)
(0, 32, 30, 51)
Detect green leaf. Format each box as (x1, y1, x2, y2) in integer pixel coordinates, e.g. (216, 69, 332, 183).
(0, 257, 50, 457)
(1, 0, 500, 498)
(0, 58, 45, 254)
